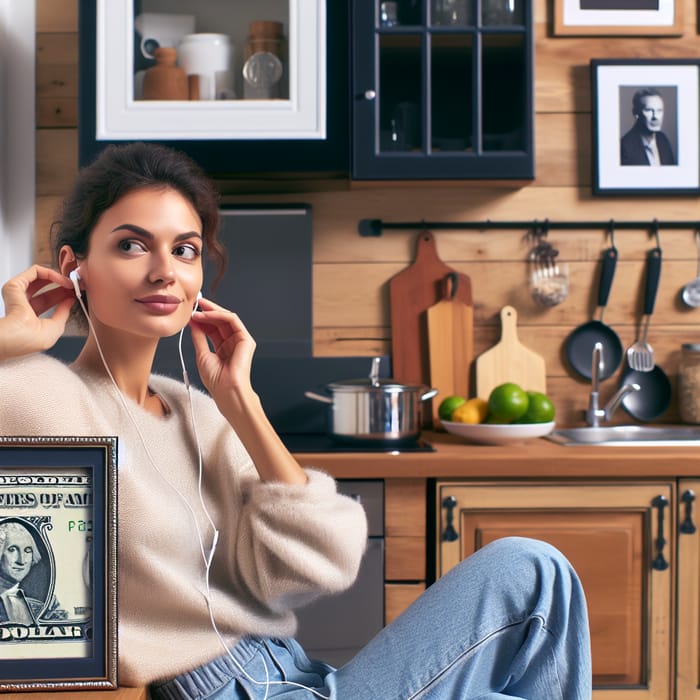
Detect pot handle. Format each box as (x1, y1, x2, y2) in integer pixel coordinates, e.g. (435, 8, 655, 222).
(421, 388, 439, 401)
(304, 390, 334, 405)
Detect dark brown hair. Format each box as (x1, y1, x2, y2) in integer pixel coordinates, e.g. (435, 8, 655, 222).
(51, 142, 226, 285)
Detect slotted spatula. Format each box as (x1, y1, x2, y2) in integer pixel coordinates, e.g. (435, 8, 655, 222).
(626, 246, 662, 373)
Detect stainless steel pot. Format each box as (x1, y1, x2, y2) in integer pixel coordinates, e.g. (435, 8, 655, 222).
(305, 358, 438, 444)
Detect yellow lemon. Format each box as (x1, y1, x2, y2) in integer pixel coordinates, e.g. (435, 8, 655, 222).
(450, 397, 489, 424)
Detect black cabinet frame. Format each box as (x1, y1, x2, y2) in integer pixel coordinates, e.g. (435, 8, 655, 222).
(351, 1, 534, 180)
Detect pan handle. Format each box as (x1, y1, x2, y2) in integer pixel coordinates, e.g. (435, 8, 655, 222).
(304, 391, 334, 404)
(644, 247, 662, 316)
(598, 246, 618, 310)
(421, 388, 439, 401)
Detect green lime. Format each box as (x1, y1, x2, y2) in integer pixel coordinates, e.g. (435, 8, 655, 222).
(521, 391, 555, 423)
(488, 382, 529, 423)
(438, 395, 467, 421)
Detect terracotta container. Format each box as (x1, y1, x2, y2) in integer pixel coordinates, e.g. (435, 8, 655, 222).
(142, 47, 188, 100)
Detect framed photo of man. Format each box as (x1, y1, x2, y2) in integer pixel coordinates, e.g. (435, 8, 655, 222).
(592, 59, 700, 196)
(0, 436, 117, 691)
(554, 0, 683, 36)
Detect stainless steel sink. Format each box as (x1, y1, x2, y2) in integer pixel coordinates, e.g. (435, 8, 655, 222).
(547, 425, 700, 446)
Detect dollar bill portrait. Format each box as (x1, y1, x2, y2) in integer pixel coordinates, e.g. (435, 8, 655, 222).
(0, 518, 67, 624)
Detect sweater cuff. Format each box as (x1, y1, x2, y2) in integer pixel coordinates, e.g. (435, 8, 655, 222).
(242, 467, 337, 501)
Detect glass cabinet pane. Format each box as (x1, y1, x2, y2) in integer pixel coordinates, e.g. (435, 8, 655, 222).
(481, 0, 525, 26)
(431, 34, 473, 152)
(133, 0, 290, 103)
(482, 33, 526, 151)
(431, 0, 474, 26)
(378, 34, 423, 152)
(389, 0, 422, 26)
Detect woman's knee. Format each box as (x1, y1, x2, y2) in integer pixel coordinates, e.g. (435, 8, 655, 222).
(475, 536, 574, 574)
(453, 536, 583, 603)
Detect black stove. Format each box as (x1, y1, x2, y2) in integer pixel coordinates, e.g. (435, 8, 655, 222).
(281, 433, 434, 453)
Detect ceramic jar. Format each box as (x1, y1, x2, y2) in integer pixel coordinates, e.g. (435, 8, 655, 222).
(141, 47, 188, 100)
(679, 343, 700, 423)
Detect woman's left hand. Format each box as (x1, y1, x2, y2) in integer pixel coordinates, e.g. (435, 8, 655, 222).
(189, 297, 257, 402)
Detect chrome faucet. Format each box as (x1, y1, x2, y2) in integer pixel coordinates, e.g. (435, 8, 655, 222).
(584, 342, 641, 428)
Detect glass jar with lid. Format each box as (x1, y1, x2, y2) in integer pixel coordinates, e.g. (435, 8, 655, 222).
(678, 343, 700, 423)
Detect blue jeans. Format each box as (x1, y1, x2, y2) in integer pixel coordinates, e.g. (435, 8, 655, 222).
(150, 537, 592, 699)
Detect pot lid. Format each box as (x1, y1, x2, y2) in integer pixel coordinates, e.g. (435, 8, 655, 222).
(327, 378, 424, 393)
(326, 357, 426, 392)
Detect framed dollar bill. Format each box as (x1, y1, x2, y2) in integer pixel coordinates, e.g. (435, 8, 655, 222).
(0, 436, 117, 691)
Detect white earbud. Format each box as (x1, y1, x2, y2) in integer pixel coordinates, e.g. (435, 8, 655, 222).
(69, 268, 82, 299)
(192, 291, 203, 317)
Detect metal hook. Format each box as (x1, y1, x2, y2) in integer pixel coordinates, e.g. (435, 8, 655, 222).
(651, 219, 661, 250)
(607, 219, 617, 252)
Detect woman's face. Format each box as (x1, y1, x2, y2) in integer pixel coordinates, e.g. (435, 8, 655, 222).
(74, 187, 204, 340)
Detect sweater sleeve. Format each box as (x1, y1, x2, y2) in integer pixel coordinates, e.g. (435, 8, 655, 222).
(232, 468, 368, 613)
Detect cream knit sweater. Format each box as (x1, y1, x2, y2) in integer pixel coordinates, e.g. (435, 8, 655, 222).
(0, 354, 368, 686)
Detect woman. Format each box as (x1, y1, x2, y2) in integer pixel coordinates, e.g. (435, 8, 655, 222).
(0, 143, 592, 699)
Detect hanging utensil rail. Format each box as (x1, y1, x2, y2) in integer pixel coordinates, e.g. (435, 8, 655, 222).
(358, 218, 700, 237)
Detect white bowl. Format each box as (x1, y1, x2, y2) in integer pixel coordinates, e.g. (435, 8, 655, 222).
(442, 420, 555, 445)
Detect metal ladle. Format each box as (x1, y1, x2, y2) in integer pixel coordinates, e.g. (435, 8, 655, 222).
(682, 230, 700, 307)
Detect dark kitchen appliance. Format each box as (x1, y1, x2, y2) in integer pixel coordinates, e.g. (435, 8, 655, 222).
(295, 479, 384, 667)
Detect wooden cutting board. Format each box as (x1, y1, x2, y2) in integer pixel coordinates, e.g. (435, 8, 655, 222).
(475, 305, 546, 399)
(427, 272, 474, 428)
(390, 231, 473, 389)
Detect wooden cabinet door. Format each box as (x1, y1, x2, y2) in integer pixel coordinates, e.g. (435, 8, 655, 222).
(436, 481, 675, 700)
(676, 479, 700, 699)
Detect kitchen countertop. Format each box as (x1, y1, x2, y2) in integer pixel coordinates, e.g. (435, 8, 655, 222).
(291, 431, 700, 479)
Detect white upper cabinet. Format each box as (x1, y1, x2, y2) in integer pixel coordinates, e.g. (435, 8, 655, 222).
(95, 0, 326, 140)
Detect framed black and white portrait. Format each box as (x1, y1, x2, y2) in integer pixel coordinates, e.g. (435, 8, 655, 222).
(0, 436, 117, 691)
(591, 59, 700, 196)
(554, 0, 683, 36)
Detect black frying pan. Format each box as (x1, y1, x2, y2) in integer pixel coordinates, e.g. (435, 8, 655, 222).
(621, 364, 671, 421)
(621, 246, 671, 421)
(565, 247, 623, 381)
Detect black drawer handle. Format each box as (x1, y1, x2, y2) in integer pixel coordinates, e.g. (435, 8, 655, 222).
(651, 495, 669, 571)
(681, 489, 697, 535)
(442, 495, 458, 542)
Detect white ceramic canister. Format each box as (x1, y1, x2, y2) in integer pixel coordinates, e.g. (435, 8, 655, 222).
(178, 33, 234, 100)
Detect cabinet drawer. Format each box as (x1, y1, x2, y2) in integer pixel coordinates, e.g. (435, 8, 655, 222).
(385, 583, 425, 624)
(386, 535, 425, 580)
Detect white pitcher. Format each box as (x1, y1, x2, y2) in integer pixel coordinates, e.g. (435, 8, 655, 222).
(178, 33, 234, 100)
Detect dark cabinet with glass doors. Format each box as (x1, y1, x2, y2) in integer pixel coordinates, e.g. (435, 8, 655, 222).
(352, 0, 534, 180)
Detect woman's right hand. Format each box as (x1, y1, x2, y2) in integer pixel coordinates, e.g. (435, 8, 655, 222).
(0, 265, 76, 360)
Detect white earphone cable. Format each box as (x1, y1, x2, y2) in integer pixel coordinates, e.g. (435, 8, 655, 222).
(74, 287, 330, 700)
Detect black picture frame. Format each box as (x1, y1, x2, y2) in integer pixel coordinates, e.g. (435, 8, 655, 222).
(591, 59, 700, 196)
(0, 436, 117, 691)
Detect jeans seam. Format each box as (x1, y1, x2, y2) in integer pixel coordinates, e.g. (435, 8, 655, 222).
(406, 614, 546, 700)
(542, 623, 564, 699)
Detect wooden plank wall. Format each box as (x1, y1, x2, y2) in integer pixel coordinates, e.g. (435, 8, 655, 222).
(35, 0, 700, 426)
